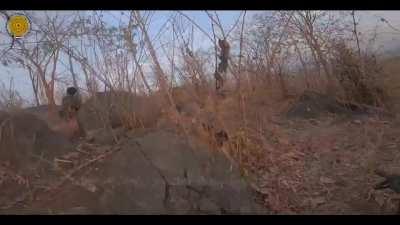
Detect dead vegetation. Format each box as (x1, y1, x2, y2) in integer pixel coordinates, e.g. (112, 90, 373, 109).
(1, 10, 400, 214)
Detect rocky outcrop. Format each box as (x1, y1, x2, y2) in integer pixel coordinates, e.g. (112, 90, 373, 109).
(92, 131, 261, 214)
(5, 130, 265, 214)
(77, 91, 163, 132)
(286, 90, 393, 119)
(0, 110, 74, 170)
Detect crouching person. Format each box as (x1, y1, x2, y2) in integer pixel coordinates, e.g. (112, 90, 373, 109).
(58, 87, 85, 140)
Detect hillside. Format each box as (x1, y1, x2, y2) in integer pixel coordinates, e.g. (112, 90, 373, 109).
(2, 10, 400, 215)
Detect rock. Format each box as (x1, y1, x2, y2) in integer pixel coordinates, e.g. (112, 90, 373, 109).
(19, 130, 266, 214)
(177, 102, 201, 118)
(0, 111, 74, 170)
(285, 90, 390, 120)
(85, 127, 126, 145)
(198, 198, 221, 214)
(287, 91, 349, 119)
(77, 91, 163, 132)
(22, 105, 82, 140)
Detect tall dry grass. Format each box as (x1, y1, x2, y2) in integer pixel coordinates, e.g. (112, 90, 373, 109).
(0, 79, 25, 112)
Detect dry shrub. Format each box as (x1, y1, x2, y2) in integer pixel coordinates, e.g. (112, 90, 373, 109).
(198, 75, 307, 212)
(0, 80, 25, 112)
(286, 70, 330, 97)
(331, 41, 388, 107)
(171, 85, 199, 110)
(228, 127, 265, 173)
(223, 116, 305, 213)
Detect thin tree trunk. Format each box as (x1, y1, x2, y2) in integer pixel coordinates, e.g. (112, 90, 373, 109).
(352, 10, 362, 58)
(133, 11, 176, 112)
(237, 11, 246, 91)
(68, 43, 79, 89)
(133, 54, 152, 94)
(27, 65, 41, 106)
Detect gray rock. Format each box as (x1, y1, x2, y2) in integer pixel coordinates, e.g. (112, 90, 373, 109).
(77, 91, 163, 132)
(287, 91, 349, 119)
(88, 130, 266, 214)
(0, 111, 73, 170)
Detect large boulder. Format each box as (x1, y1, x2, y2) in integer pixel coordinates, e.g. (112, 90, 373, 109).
(24, 105, 61, 125)
(10, 130, 265, 214)
(100, 131, 257, 214)
(0, 110, 74, 170)
(286, 91, 350, 119)
(77, 91, 163, 132)
(23, 105, 82, 140)
(97, 131, 265, 214)
(286, 90, 393, 119)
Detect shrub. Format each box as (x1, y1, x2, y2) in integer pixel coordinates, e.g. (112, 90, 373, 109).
(331, 41, 387, 107)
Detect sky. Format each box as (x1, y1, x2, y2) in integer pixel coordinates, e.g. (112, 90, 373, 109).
(1, 11, 400, 105)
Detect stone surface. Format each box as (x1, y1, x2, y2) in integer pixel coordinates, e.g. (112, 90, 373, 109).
(0, 110, 74, 170)
(89, 130, 264, 214)
(286, 91, 349, 119)
(77, 91, 163, 131)
(12, 130, 265, 214)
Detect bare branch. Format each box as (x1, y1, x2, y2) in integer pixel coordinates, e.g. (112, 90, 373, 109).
(176, 11, 214, 43)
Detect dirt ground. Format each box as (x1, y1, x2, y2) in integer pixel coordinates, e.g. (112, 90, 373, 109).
(246, 99, 400, 214)
(258, 114, 400, 214)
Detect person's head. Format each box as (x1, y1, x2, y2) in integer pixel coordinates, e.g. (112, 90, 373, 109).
(66, 87, 78, 96)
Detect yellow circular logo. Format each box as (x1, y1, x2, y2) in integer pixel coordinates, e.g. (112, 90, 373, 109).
(7, 14, 30, 39)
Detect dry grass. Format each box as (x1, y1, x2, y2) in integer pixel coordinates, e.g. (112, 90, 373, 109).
(0, 80, 25, 112)
(4, 11, 400, 214)
(142, 48, 400, 213)
(331, 42, 388, 107)
(4, 49, 400, 213)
